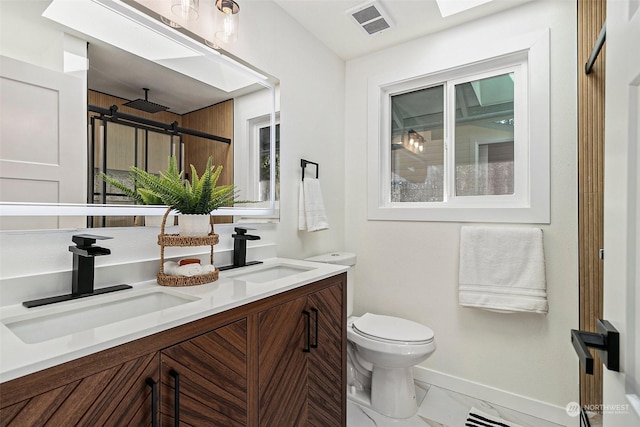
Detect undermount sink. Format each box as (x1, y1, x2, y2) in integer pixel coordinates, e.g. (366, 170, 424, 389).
(227, 263, 316, 284)
(2, 289, 199, 344)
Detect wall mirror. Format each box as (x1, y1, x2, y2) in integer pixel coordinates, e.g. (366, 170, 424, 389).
(0, 0, 279, 230)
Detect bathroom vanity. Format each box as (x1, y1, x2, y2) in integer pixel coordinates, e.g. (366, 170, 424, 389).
(0, 260, 347, 426)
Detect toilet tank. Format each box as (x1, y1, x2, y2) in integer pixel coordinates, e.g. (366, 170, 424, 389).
(305, 252, 356, 317)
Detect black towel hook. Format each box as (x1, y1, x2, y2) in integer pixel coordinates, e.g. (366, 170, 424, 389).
(301, 159, 319, 182)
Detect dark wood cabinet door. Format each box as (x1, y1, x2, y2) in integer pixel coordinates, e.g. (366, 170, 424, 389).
(258, 280, 345, 427)
(308, 282, 345, 427)
(258, 295, 309, 426)
(160, 318, 247, 426)
(0, 352, 159, 427)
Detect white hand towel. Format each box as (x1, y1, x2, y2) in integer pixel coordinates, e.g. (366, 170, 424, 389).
(458, 226, 548, 314)
(201, 264, 216, 273)
(163, 261, 179, 276)
(298, 179, 329, 232)
(298, 182, 307, 231)
(176, 263, 202, 277)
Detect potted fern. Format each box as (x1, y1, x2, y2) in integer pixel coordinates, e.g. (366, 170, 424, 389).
(99, 169, 167, 226)
(101, 156, 240, 235)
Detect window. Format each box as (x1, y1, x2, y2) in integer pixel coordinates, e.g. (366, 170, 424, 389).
(368, 32, 549, 223)
(241, 112, 280, 212)
(257, 121, 280, 202)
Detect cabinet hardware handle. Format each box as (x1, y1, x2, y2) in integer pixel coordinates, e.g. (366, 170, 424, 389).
(311, 308, 319, 349)
(302, 310, 311, 352)
(169, 369, 180, 426)
(145, 378, 158, 427)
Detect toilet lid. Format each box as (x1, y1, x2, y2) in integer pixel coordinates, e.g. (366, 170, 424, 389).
(352, 313, 434, 343)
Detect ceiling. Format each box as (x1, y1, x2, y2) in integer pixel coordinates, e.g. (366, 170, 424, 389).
(272, 0, 534, 60)
(88, 42, 230, 115)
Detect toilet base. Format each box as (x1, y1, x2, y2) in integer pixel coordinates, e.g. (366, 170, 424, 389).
(347, 375, 428, 419)
(371, 366, 418, 418)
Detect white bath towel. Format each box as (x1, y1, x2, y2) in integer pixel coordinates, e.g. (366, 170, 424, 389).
(298, 178, 329, 232)
(466, 407, 525, 427)
(163, 261, 180, 276)
(458, 226, 548, 314)
(163, 261, 216, 277)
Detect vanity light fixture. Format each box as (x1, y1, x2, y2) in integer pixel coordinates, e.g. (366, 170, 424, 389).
(405, 129, 425, 154)
(172, 0, 199, 21)
(214, 0, 240, 43)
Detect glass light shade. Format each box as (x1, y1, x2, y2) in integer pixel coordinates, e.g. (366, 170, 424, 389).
(172, 0, 199, 21)
(215, 0, 240, 43)
(160, 15, 182, 28)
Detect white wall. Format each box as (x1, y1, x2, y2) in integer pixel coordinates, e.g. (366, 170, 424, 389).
(226, 1, 346, 259)
(345, 0, 578, 408)
(0, 1, 64, 71)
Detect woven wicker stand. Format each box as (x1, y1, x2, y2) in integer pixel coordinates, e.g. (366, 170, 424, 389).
(156, 208, 220, 286)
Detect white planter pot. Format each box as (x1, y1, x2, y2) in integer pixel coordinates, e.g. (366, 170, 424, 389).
(178, 214, 212, 236)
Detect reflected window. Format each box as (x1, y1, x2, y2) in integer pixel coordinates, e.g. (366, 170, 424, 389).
(258, 122, 280, 202)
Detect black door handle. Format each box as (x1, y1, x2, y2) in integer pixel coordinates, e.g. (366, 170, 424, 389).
(311, 308, 319, 349)
(169, 369, 180, 426)
(302, 310, 311, 352)
(571, 319, 619, 375)
(145, 378, 157, 427)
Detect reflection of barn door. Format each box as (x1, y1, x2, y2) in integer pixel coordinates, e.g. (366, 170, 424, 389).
(602, 0, 640, 424)
(0, 56, 85, 229)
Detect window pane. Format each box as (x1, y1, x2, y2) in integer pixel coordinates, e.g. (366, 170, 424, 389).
(259, 123, 280, 201)
(455, 73, 514, 196)
(390, 85, 444, 202)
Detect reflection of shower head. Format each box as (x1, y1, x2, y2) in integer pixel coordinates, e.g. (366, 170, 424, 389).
(123, 88, 169, 113)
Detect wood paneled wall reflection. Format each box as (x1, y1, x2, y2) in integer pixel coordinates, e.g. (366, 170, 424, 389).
(183, 100, 234, 224)
(578, 0, 606, 410)
(88, 91, 234, 224)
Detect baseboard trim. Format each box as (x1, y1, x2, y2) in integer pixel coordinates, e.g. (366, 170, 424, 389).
(412, 366, 577, 426)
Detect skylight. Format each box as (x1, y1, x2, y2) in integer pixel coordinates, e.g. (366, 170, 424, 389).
(435, 0, 494, 18)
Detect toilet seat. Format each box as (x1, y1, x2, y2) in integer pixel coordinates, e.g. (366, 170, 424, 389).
(352, 313, 434, 345)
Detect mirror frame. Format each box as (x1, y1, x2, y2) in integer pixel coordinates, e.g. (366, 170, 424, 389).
(0, 0, 277, 218)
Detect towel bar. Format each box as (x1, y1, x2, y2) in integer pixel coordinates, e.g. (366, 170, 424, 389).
(571, 319, 619, 375)
(301, 159, 319, 181)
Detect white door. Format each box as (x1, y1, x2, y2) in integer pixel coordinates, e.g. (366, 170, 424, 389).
(602, 0, 640, 425)
(0, 56, 86, 229)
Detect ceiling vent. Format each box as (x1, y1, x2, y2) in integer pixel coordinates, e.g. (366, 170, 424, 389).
(347, 1, 393, 36)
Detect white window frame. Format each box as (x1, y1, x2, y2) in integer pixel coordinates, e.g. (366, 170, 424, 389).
(367, 30, 550, 223)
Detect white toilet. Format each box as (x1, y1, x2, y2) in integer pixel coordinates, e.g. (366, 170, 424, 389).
(306, 252, 436, 419)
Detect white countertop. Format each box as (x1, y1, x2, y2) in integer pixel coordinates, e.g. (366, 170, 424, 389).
(0, 257, 347, 383)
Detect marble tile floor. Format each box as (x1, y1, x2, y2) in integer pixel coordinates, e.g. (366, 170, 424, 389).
(347, 380, 564, 427)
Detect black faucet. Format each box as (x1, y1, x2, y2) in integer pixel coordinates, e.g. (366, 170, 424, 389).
(23, 234, 132, 308)
(69, 234, 113, 296)
(219, 227, 263, 271)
